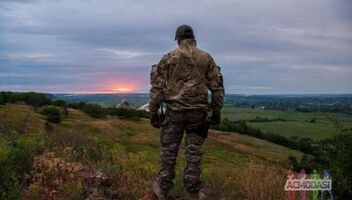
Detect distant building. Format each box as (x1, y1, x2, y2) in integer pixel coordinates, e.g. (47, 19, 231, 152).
(254, 106, 265, 110)
(116, 99, 136, 110)
(138, 103, 150, 112)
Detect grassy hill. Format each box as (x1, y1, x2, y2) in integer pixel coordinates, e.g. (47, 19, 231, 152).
(0, 104, 303, 199)
(222, 107, 352, 140)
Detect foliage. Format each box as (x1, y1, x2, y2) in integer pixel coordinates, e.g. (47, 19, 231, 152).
(68, 101, 149, 119)
(0, 95, 4, 105)
(2, 97, 351, 199)
(309, 118, 316, 123)
(0, 136, 44, 199)
(288, 123, 352, 198)
(213, 118, 316, 155)
(40, 106, 62, 124)
(0, 91, 52, 108)
(108, 107, 149, 119)
(81, 103, 108, 118)
(228, 94, 352, 114)
(53, 99, 67, 107)
(319, 131, 352, 198)
(247, 116, 287, 122)
(23, 153, 86, 200)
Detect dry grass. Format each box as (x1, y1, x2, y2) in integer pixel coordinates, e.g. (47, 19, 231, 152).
(206, 161, 287, 200)
(1, 105, 303, 199)
(22, 152, 87, 200)
(241, 164, 286, 200)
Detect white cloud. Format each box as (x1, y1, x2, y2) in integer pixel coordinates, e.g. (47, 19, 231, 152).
(97, 48, 158, 59)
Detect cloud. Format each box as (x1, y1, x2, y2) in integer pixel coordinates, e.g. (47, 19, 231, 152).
(97, 48, 159, 60)
(249, 86, 274, 90)
(0, 0, 351, 94)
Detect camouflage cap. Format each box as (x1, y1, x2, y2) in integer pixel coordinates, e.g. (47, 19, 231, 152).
(175, 24, 195, 40)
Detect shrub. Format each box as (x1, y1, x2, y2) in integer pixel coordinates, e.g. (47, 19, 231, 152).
(82, 103, 107, 118)
(0, 136, 44, 199)
(319, 132, 352, 198)
(40, 106, 62, 124)
(288, 123, 352, 198)
(108, 107, 149, 119)
(53, 99, 67, 107)
(0, 94, 4, 105)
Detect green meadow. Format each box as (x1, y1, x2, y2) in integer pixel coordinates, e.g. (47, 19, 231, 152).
(222, 107, 352, 140)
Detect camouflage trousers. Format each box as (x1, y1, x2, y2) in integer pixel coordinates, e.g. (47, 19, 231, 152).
(155, 109, 207, 193)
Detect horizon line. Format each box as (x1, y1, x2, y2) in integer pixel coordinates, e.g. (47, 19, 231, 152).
(1, 90, 352, 96)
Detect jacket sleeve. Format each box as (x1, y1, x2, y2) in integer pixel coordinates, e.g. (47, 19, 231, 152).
(207, 55, 225, 111)
(149, 55, 168, 113)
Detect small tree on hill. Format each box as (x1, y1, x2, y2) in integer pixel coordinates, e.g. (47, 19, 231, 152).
(40, 106, 62, 124)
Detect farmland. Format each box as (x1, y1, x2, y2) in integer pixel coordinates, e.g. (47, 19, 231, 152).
(222, 107, 352, 140)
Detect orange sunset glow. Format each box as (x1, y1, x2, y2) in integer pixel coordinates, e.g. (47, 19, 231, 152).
(109, 82, 135, 93)
(113, 87, 133, 92)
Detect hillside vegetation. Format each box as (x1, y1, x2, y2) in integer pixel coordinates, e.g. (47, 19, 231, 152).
(0, 104, 302, 200)
(222, 107, 352, 140)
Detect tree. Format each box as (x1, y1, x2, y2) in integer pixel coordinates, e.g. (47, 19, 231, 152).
(320, 132, 352, 198)
(82, 104, 107, 118)
(0, 94, 4, 105)
(40, 106, 62, 124)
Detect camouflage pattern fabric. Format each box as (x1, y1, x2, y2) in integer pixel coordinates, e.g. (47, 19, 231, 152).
(156, 109, 207, 193)
(149, 39, 224, 113)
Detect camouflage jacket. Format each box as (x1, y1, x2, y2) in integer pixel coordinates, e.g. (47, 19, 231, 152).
(149, 39, 224, 113)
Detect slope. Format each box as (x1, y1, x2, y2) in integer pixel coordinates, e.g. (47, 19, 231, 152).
(0, 104, 303, 199)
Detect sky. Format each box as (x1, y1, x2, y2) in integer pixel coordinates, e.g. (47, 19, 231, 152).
(0, 0, 351, 94)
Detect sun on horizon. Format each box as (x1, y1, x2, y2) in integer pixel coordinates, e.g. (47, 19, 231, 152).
(111, 84, 135, 93)
(113, 87, 133, 92)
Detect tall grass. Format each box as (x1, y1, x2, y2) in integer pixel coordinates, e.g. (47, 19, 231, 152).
(1, 105, 300, 199)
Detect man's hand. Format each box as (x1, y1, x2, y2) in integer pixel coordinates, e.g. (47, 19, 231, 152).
(210, 109, 221, 125)
(150, 112, 161, 128)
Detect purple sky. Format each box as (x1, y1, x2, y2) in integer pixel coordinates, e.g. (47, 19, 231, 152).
(0, 0, 351, 94)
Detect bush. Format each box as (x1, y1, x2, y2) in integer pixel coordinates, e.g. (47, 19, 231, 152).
(309, 118, 316, 123)
(0, 95, 4, 105)
(40, 106, 62, 124)
(82, 104, 107, 118)
(0, 136, 44, 199)
(0, 91, 11, 104)
(288, 123, 352, 198)
(53, 99, 67, 107)
(319, 132, 352, 198)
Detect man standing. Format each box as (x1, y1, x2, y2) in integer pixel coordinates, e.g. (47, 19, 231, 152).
(149, 24, 224, 200)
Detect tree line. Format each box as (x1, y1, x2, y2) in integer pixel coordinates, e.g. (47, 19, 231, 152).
(0, 91, 148, 124)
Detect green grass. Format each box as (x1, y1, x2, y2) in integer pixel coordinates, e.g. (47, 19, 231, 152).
(0, 104, 303, 199)
(222, 107, 352, 140)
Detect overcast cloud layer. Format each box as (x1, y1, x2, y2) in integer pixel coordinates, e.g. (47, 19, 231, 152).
(0, 0, 351, 94)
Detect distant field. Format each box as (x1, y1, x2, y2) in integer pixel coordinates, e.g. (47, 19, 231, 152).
(222, 107, 352, 140)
